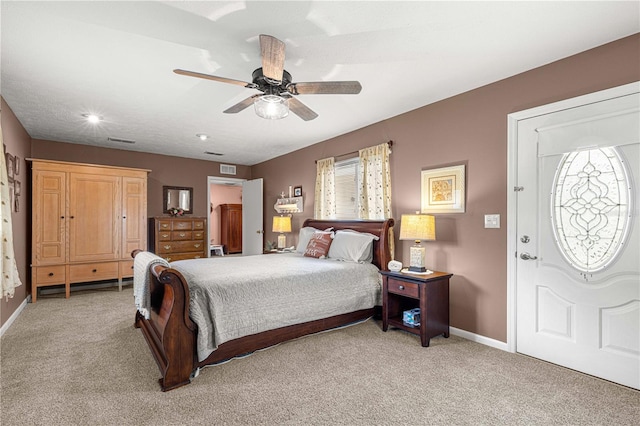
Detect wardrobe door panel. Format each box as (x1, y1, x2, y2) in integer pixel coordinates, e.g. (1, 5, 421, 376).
(69, 173, 120, 262)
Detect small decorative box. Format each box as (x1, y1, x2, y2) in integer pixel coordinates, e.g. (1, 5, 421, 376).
(403, 308, 421, 327)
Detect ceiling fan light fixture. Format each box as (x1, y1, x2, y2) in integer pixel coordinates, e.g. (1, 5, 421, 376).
(254, 94, 289, 120)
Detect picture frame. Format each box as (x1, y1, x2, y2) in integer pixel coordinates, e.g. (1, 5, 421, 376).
(421, 164, 466, 213)
(5, 153, 15, 179)
(293, 186, 302, 197)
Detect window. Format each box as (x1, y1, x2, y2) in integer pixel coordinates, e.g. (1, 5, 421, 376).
(334, 158, 359, 219)
(551, 147, 631, 273)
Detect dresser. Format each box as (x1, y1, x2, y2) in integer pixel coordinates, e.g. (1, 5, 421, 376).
(149, 217, 207, 261)
(220, 204, 242, 254)
(30, 159, 149, 302)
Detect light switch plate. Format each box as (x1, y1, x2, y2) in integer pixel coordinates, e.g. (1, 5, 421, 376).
(484, 214, 500, 229)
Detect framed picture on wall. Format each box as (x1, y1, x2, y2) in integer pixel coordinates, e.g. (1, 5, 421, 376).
(5, 153, 15, 179)
(421, 164, 466, 213)
(294, 186, 302, 197)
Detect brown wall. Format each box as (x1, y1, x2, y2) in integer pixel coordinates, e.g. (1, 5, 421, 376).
(30, 140, 251, 218)
(1, 99, 31, 325)
(253, 34, 640, 343)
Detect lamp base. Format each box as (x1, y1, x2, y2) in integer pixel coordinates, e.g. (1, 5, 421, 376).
(408, 265, 427, 273)
(277, 233, 287, 249)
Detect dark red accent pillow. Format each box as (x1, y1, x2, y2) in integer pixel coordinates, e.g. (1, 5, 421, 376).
(304, 232, 333, 258)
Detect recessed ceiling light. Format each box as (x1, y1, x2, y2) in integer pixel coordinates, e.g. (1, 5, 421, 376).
(82, 113, 102, 124)
(196, 134, 209, 141)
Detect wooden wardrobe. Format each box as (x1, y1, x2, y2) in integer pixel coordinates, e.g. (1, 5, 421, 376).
(220, 203, 242, 254)
(30, 159, 149, 302)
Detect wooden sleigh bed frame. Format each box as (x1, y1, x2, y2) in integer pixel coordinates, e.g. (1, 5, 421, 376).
(134, 218, 394, 391)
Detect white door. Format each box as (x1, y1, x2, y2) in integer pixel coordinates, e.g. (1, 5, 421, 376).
(514, 89, 640, 389)
(242, 178, 264, 256)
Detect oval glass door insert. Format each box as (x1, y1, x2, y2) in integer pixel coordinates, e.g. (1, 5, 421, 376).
(551, 147, 632, 273)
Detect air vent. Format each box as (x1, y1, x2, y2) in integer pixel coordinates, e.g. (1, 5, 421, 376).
(220, 164, 237, 175)
(204, 151, 224, 156)
(107, 137, 136, 144)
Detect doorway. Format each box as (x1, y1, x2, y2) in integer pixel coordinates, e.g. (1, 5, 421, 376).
(507, 82, 640, 389)
(207, 176, 264, 257)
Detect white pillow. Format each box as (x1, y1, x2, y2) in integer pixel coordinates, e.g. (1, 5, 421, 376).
(328, 229, 379, 263)
(296, 227, 333, 253)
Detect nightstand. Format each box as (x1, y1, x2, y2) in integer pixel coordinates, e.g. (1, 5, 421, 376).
(380, 270, 453, 347)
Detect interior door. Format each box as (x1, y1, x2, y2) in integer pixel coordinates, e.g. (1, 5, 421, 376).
(515, 91, 639, 389)
(242, 178, 264, 256)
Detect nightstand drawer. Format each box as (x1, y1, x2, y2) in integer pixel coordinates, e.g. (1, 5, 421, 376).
(387, 277, 419, 298)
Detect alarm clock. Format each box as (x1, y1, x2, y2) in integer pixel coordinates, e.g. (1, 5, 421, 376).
(388, 260, 403, 272)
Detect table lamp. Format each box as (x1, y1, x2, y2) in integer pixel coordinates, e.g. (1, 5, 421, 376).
(272, 215, 292, 249)
(399, 213, 436, 273)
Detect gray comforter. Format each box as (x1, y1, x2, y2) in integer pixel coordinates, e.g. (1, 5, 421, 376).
(171, 253, 381, 362)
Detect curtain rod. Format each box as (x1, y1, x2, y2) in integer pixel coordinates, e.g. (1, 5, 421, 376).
(315, 140, 393, 163)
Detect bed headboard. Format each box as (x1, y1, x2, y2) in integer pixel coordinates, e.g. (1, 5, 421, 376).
(302, 218, 395, 270)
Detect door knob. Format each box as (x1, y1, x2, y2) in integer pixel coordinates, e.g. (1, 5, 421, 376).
(520, 252, 538, 260)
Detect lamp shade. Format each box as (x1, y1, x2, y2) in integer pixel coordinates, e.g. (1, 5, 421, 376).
(254, 95, 289, 120)
(399, 214, 436, 242)
(272, 215, 292, 233)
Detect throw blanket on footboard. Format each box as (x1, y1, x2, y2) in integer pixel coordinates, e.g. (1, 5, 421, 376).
(170, 253, 382, 362)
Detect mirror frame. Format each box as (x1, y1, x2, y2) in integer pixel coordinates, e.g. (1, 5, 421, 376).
(163, 185, 193, 214)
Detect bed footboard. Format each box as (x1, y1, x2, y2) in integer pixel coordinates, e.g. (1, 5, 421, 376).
(133, 251, 197, 391)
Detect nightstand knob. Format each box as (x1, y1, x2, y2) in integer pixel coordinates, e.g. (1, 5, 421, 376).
(399, 285, 405, 290)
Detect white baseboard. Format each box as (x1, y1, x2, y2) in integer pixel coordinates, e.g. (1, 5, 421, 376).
(450, 326, 510, 352)
(0, 295, 31, 337)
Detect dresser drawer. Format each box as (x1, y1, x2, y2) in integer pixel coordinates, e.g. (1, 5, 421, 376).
(172, 230, 192, 241)
(160, 252, 205, 262)
(193, 230, 205, 240)
(70, 262, 119, 283)
(157, 240, 205, 254)
(35, 265, 66, 285)
(158, 221, 172, 231)
(172, 220, 193, 230)
(158, 231, 172, 241)
(193, 220, 205, 230)
(387, 277, 419, 298)
(120, 260, 135, 278)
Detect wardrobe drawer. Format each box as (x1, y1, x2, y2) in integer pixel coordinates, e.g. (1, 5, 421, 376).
(35, 265, 66, 285)
(120, 260, 135, 278)
(70, 262, 119, 283)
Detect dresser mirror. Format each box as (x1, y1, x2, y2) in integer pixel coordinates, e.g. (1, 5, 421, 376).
(163, 186, 193, 214)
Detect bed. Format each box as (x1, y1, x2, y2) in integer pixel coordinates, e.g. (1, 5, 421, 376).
(133, 218, 394, 391)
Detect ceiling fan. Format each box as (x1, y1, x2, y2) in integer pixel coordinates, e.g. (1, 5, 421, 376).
(174, 35, 362, 121)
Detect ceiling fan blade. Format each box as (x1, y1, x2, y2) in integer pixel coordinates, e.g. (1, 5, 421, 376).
(287, 81, 362, 95)
(223, 95, 261, 114)
(260, 34, 285, 83)
(174, 69, 256, 89)
(287, 97, 318, 121)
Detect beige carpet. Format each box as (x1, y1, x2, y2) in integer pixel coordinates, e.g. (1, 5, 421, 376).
(1, 287, 638, 425)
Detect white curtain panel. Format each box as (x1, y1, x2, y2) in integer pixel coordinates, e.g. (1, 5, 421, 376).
(358, 142, 394, 259)
(314, 157, 336, 219)
(358, 142, 392, 220)
(1, 114, 23, 300)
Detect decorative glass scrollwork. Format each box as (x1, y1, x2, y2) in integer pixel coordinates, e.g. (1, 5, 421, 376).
(551, 147, 632, 273)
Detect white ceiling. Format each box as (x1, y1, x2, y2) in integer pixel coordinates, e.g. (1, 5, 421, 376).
(2, 1, 638, 166)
